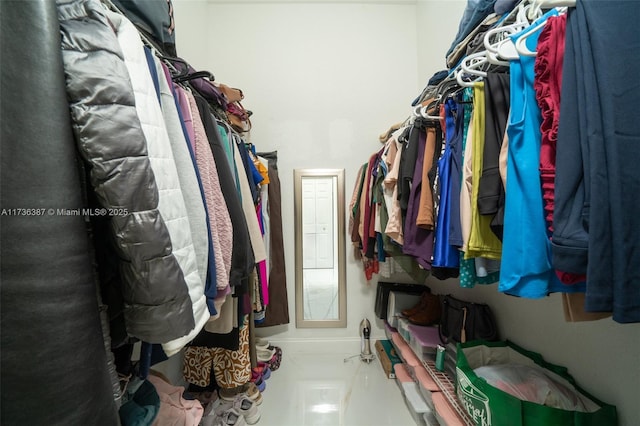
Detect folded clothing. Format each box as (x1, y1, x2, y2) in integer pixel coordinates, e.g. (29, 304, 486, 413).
(394, 364, 414, 383)
(474, 364, 600, 412)
(432, 392, 466, 426)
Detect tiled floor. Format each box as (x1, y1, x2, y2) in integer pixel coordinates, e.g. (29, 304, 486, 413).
(256, 340, 415, 426)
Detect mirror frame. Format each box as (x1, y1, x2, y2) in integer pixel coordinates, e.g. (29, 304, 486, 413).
(294, 168, 347, 328)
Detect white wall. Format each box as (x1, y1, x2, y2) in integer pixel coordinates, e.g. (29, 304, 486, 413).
(173, 1, 640, 424)
(416, 0, 466, 78)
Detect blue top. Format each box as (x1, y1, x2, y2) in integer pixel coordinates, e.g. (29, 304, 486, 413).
(500, 10, 585, 297)
(433, 98, 461, 268)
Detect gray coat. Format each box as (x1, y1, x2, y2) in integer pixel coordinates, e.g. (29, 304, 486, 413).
(58, 0, 195, 343)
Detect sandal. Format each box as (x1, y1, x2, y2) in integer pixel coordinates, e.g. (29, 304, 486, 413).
(266, 346, 282, 371)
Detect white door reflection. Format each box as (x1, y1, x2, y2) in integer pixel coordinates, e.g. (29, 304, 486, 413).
(295, 168, 346, 328)
(302, 176, 338, 321)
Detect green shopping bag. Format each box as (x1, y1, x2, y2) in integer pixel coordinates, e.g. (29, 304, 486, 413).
(455, 340, 617, 426)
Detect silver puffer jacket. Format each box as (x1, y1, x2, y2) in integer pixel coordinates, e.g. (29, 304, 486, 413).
(57, 0, 195, 343)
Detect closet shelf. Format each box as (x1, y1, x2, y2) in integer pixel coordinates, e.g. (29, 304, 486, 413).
(388, 328, 474, 426)
(421, 358, 473, 426)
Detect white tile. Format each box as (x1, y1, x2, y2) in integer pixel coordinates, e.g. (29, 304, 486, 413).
(257, 341, 416, 426)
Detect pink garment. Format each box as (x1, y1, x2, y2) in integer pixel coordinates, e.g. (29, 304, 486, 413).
(173, 86, 196, 152)
(256, 201, 269, 306)
(187, 91, 233, 290)
(147, 375, 204, 426)
(394, 364, 413, 383)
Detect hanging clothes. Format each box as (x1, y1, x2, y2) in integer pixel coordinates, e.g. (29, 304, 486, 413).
(499, 10, 585, 298)
(148, 52, 213, 356)
(465, 82, 502, 260)
(447, 94, 465, 250)
(184, 90, 233, 303)
(478, 72, 510, 241)
(459, 88, 500, 288)
(60, 1, 194, 344)
(256, 152, 290, 327)
(432, 98, 461, 271)
(194, 95, 255, 289)
(402, 122, 435, 270)
(556, 0, 640, 322)
(109, 10, 208, 352)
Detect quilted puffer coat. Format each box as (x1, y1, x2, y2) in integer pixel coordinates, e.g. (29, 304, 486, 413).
(58, 0, 195, 343)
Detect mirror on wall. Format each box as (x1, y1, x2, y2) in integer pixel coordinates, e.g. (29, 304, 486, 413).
(294, 168, 346, 328)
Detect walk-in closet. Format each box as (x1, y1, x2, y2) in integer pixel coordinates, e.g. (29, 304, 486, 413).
(2, 0, 639, 425)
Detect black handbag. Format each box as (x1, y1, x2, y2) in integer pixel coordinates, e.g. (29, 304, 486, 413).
(439, 295, 499, 344)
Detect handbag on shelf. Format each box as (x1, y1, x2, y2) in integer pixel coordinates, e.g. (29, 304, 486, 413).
(226, 100, 252, 133)
(439, 294, 498, 344)
(216, 83, 252, 133)
(217, 83, 244, 103)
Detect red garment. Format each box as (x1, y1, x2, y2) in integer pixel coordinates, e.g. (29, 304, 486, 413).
(535, 14, 586, 285)
(361, 149, 383, 255)
(534, 13, 567, 233)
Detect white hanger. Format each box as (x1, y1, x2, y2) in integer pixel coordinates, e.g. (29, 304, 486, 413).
(515, 6, 568, 57)
(483, 2, 538, 62)
(484, 22, 528, 65)
(529, 0, 575, 20)
(420, 103, 441, 120)
(461, 51, 489, 77)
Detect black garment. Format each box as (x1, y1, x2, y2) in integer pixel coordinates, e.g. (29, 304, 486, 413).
(194, 95, 255, 288)
(191, 326, 240, 351)
(1, 0, 119, 423)
(478, 72, 510, 240)
(398, 120, 424, 212)
(478, 72, 509, 215)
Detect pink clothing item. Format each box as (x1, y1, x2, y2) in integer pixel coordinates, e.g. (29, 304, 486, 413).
(174, 86, 196, 152)
(432, 393, 466, 426)
(394, 363, 413, 383)
(147, 374, 204, 426)
(414, 365, 439, 392)
(361, 151, 381, 255)
(187, 91, 233, 290)
(257, 202, 269, 306)
(385, 134, 405, 244)
(534, 14, 567, 233)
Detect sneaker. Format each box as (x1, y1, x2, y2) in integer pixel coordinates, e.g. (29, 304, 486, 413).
(255, 337, 270, 349)
(243, 382, 263, 406)
(201, 400, 245, 426)
(219, 383, 263, 406)
(252, 363, 271, 381)
(211, 394, 261, 425)
(213, 410, 246, 426)
(256, 346, 275, 363)
(251, 375, 266, 393)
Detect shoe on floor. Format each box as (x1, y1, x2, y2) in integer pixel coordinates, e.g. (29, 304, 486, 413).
(256, 346, 275, 363)
(252, 363, 271, 381)
(250, 375, 266, 393)
(219, 383, 263, 406)
(407, 293, 442, 326)
(210, 394, 261, 425)
(401, 291, 431, 318)
(201, 402, 246, 426)
(256, 337, 270, 349)
(266, 346, 282, 371)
